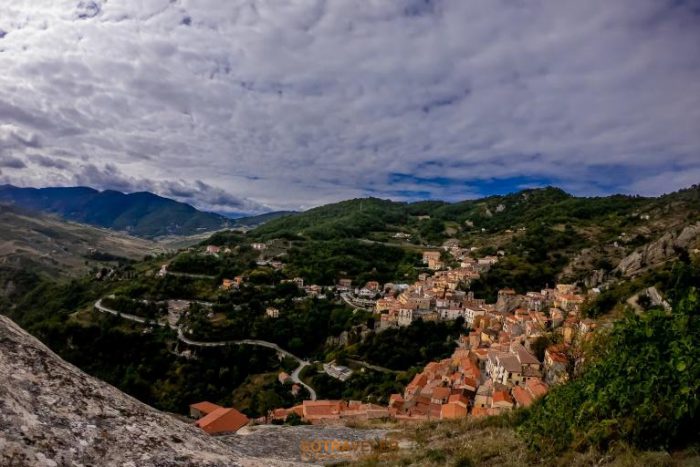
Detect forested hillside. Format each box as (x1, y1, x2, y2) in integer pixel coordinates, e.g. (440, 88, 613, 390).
(0, 185, 232, 237)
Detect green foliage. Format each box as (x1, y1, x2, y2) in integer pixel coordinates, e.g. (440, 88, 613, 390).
(284, 239, 421, 285)
(231, 373, 308, 418)
(168, 247, 260, 278)
(470, 225, 586, 300)
(519, 283, 700, 454)
(284, 412, 309, 426)
(251, 197, 410, 241)
(306, 368, 410, 403)
(200, 230, 246, 247)
(101, 296, 167, 320)
(181, 285, 370, 357)
(352, 319, 463, 370)
(168, 252, 222, 275)
(2, 275, 285, 416)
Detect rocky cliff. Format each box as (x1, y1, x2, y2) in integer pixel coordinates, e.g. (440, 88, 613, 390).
(614, 222, 700, 277)
(0, 314, 304, 467)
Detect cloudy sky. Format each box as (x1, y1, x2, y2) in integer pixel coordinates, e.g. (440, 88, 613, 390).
(0, 0, 699, 213)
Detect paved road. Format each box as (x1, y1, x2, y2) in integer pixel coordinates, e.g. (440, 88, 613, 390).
(95, 299, 163, 326)
(95, 298, 317, 400)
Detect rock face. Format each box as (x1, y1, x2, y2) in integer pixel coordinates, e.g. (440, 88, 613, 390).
(0, 315, 302, 467)
(325, 324, 372, 347)
(615, 222, 700, 277)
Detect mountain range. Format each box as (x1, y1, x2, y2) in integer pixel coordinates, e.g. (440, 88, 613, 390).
(0, 185, 291, 238)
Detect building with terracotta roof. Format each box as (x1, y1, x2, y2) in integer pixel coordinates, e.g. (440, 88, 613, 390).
(440, 401, 468, 419)
(302, 400, 343, 422)
(512, 385, 534, 408)
(189, 401, 222, 419)
(448, 393, 469, 408)
(430, 386, 452, 404)
(525, 378, 549, 398)
(194, 407, 249, 435)
(491, 390, 514, 410)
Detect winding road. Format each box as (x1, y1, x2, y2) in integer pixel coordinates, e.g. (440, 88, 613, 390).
(94, 298, 317, 400)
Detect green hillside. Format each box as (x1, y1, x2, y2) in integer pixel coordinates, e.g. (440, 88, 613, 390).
(250, 187, 693, 243)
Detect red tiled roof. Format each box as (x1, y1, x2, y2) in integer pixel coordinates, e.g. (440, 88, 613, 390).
(492, 390, 514, 406)
(189, 401, 222, 415)
(431, 387, 451, 400)
(448, 394, 469, 407)
(441, 402, 468, 419)
(526, 379, 549, 398)
(195, 407, 249, 434)
(462, 376, 477, 390)
(303, 400, 343, 417)
(408, 373, 428, 388)
(512, 386, 534, 407)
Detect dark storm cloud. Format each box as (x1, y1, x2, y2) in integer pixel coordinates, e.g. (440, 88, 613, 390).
(0, 0, 698, 211)
(28, 154, 72, 170)
(0, 156, 26, 169)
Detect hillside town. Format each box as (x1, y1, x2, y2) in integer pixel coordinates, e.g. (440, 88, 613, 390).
(189, 242, 597, 432)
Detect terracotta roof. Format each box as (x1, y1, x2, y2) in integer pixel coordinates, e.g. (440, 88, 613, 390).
(189, 401, 223, 415)
(526, 379, 549, 398)
(512, 386, 534, 407)
(440, 402, 468, 419)
(431, 387, 451, 400)
(303, 400, 343, 417)
(408, 373, 428, 388)
(462, 376, 477, 390)
(448, 393, 469, 407)
(492, 390, 514, 406)
(272, 408, 289, 419)
(195, 407, 249, 434)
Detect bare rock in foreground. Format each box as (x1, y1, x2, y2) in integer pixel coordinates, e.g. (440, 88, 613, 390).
(0, 314, 303, 467)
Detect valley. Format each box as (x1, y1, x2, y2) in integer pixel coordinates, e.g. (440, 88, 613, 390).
(1, 185, 699, 465)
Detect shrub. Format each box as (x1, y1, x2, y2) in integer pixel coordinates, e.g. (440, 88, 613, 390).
(519, 287, 700, 454)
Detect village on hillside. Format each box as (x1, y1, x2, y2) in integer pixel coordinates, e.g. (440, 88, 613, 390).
(188, 241, 597, 433)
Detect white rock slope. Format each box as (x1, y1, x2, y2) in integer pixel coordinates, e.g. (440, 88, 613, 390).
(0, 315, 302, 467)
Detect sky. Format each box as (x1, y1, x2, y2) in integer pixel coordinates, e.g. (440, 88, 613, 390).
(0, 0, 699, 213)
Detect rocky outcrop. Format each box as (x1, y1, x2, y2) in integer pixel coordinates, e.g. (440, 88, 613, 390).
(0, 315, 303, 467)
(614, 222, 700, 277)
(325, 324, 372, 347)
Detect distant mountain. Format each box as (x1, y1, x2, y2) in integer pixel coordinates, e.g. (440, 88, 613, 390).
(0, 185, 236, 238)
